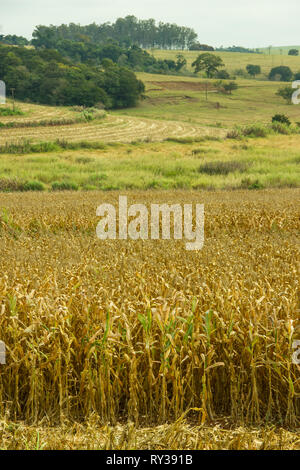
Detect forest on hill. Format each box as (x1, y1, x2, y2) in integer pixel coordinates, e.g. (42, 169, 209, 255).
(0, 45, 145, 108)
(0, 17, 198, 108)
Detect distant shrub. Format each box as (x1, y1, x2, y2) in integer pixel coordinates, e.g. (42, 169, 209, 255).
(23, 181, 45, 191)
(189, 42, 214, 51)
(0, 178, 44, 193)
(227, 120, 300, 140)
(241, 178, 263, 190)
(51, 181, 78, 191)
(242, 124, 268, 138)
(272, 114, 291, 126)
(192, 147, 219, 156)
(75, 157, 95, 164)
(271, 122, 292, 135)
(246, 64, 261, 78)
(0, 178, 25, 192)
(56, 139, 107, 150)
(226, 128, 243, 139)
(81, 110, 102, 122)
(223, 81, 238, 94)
(198, 160, 248, 175)
(269, 66, 293, 82)
(164, 136, 220, 144)
(165, 137, 205, 144)
(215, 69, 230, 79)
(0, 107, 24, 116)
(276, 86, 293, 104)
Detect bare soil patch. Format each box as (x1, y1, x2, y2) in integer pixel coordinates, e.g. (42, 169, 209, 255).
(149, 80, 217, 91)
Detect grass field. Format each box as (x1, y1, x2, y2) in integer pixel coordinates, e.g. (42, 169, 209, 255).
(0, 53, 299, 450)
(0, 77, 300, 192)
(0, 136, 299, 191)
(149, 49, 300, 77)
(2, 72, 300, 146)
(119, 73, 300, 128)
(259, 46, 300, 55)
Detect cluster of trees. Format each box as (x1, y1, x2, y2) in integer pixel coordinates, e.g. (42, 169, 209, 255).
(216, 46, 261, 54)
(271, 65, 300, 104)
(191, 54, 238, 94)
(0, 45, 145, 108)
(189, 42, 214, 51)
(0, 34, 29, 46)
(191, 54, 299, 89)
(28, 38, 187, 74)
(288, 49, 299, 56)
(31, 17, 198, 50)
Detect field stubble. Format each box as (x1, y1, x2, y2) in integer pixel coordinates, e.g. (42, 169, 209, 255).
(0, 113, 224, 146)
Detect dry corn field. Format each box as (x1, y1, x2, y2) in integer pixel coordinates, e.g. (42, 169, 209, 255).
(0, 189, 299, 449)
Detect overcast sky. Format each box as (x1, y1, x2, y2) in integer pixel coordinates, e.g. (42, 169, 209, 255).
(0, 0, 299, 48)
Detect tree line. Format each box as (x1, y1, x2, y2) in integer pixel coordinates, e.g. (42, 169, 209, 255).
(0, 34, 29, 46)
(216, 46, 261, 54)
(31, 17, 197, 50)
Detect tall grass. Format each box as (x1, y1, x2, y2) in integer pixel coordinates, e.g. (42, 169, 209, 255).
(198, 160, 249, 175)
(0, 136, 299, 191)
(227, 122, 300, 139)
(0, 139, 108, 154)
(0, 106, 24, 117)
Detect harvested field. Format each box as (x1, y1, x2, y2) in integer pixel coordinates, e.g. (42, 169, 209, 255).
(0, 114, 225, 144)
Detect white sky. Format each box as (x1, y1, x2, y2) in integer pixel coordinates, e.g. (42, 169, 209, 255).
(0, 0, 299, 48)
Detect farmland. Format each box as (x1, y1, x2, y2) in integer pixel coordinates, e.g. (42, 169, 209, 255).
(0, 135, 299, 191)
(0, 189, 299, 449)
(2, 68, 300, 145)
(149, 49, 300, 77)
(0, 72, 300, 192)
(0, 50, 299, 450)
